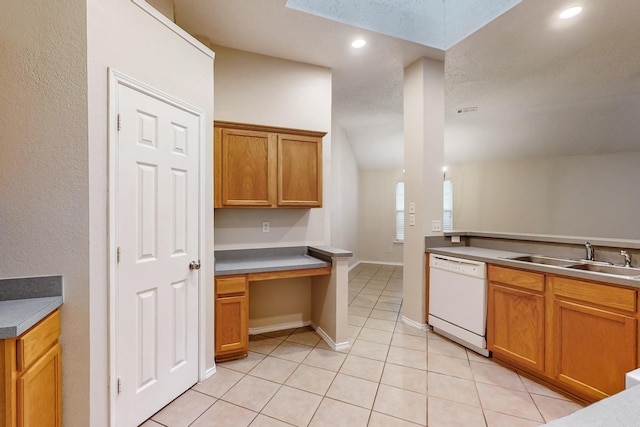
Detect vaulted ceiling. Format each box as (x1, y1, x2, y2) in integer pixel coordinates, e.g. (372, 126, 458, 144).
(173, 0, 640, 169)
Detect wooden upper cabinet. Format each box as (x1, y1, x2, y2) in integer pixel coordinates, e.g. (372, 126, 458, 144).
(278, 133, 322, 207)
(216, 127, 276, 207)
(214, 122, 325, 208)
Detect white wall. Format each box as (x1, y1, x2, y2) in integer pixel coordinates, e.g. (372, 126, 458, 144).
(87, 2, 214, 425)
(212, 45, 332, 249)
(358, 169, 404, 264)
(330, 126, 360, 264)
(450, 151, 640, 240)
(1, 2, 214, 426)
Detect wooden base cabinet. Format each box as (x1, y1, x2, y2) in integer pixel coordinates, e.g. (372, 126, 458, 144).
(214, 122, 325, 209)
(488, 266, 546, 372)
(215, 276, 249, 362)
(550, 276, 637, 401)
(488, 265, 639, 403)
(1, 310, 62, 427)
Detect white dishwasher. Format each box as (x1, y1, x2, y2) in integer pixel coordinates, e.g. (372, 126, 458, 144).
(428, 253, 489, 357)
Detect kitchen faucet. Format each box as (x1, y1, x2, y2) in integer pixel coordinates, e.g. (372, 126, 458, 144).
(621, 250, 632, 267)
(585, 242, 594, 261)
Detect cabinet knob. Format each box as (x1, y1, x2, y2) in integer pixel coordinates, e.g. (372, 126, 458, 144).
(189, 260, 201, 271)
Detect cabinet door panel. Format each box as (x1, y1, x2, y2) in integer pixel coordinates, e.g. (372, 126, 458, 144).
(215, 295, 248, 357)
(220, 129, 276, 207)
(554, 299, 636, 400)
(277, 134, 322, 207)
(488, 283, 545, 371)
(17, 343, 61, 427)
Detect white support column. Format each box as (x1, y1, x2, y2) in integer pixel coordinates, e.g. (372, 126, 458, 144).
(402, 58, 445, 327)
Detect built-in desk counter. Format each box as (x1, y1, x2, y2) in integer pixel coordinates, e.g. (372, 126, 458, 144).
(214, 246, 332, 279)
(213, 246, 352, 362)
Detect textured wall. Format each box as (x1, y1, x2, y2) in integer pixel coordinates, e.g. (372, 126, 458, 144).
(0, 1, 90, 424)
(450, 151, 640, 240)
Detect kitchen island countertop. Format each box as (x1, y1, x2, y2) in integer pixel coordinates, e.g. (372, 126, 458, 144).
(543, 385, 640, 427)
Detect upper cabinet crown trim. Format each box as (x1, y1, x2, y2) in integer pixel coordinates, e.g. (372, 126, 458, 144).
(214, 121, 327, 139)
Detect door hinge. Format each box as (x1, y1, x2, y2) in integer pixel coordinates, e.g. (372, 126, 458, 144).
(117, 247, 121, 263)
(117, 114, 121, 131)
(117, 377, 122, 394)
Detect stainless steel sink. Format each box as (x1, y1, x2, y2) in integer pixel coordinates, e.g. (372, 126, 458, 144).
(505, 255, 640, 279)
(566, 263, 640, 278)
(507, 255, 579, 267)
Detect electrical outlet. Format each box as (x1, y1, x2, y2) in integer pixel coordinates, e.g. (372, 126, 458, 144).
(409, 214, 415, 226)
(262, 221, 269, 233)
(431, 220, 442, 232)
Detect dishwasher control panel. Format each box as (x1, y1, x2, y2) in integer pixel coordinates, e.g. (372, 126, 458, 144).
(430, 254, 486, 278)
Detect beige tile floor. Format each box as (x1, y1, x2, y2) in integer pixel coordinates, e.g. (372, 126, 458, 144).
(142, 263, 584, 427)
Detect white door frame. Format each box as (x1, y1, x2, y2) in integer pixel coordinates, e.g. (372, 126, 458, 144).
(107, 68, 207, 426)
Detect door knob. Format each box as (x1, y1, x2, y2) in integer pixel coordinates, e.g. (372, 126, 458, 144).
(189, 260, 201, 270)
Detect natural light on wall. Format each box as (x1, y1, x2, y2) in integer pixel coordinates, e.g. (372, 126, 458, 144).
(443, 179, 453, 231)
(396, 181, 404, 242)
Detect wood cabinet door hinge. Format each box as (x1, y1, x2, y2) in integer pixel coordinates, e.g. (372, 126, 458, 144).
(117, 247, 121, 263)
(117, 114, 121, 131)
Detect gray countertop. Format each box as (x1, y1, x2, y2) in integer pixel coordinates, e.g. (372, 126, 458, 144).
(0, 297, 63, 338)
(215, 246, 335, 276)
(543, 385, 640, 426)
(427, 246, 640, 288)
(0, 275, 63, 339)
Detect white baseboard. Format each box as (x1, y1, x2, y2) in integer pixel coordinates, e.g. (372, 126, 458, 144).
(249, 320, 311, 336)
(249, 321, 350, 351)
(312, 324, 350, 351)
(202, 365, 217, 381)
(357, 260, 404, 267)
(400, 315, 429, 331)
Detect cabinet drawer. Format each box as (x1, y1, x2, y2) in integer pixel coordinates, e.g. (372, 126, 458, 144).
(216, 276, 247, 296)
(17, 310, 60, 371)
(489, 265, 545, 293)
(551, 276, 636, 313)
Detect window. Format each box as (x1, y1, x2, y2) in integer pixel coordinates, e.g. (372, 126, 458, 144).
(443, 179, 453, 231)
(396, 181, 405, 242)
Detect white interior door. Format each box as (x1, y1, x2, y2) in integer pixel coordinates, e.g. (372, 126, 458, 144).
(114, 80, 200, 427)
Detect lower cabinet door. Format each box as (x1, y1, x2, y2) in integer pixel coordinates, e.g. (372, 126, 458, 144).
(553, 299, 636, 400)
(488, 282, 545, 372)
(215, 294, 248, 360)
(17, 343, 62, 427)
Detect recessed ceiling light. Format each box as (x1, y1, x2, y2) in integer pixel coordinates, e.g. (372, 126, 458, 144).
(351, 39, 366, 48)
(559, 6, 583, 19)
